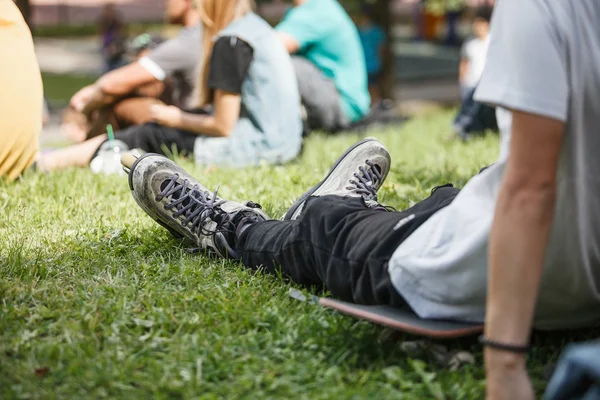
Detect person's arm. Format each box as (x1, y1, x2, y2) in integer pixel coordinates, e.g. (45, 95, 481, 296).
(277, 32, 300, 54)
(471, 1, 570, 398)
(151, 90, 241, 137)
(71, 28, 199, 113)
(70, 62, 157, 113)
(459, 59, 469, 84)
(485, 111, 564, 400)
(458, 41, 470, 84)
(97, 62, 156, 96)
(276, 5, 327, 55)
(151, 35, 252, 137)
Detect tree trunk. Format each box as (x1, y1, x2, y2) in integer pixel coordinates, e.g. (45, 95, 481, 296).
(376, 0, 395, 100)
(15, 0, 32, 29)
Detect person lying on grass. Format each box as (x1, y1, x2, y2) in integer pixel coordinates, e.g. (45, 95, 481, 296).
(62, 0, 201, 143)
(122, 1, 600, 397)
(38, 0, 303, 172)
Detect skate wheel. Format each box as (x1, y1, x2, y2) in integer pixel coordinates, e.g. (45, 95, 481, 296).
(121, 152, 138, 169)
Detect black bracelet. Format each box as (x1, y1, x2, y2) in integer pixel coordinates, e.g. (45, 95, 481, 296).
(478, 335, 531, 354)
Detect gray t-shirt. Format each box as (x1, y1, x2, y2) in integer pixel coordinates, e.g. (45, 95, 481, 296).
(388, 0, 600, 329)
(139, 24, 202, 108)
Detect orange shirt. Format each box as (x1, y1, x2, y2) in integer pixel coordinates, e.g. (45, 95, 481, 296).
(0, 1, 43, 181)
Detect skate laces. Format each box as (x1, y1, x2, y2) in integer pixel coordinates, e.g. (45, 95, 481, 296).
(156, 174, 233, 237)
(346, 159, 382, 201)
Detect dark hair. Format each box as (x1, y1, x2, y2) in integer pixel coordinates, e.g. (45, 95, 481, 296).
(474, 6, 493, 23)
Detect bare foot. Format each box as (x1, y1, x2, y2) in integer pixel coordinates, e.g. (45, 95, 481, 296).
(36, 135, 108, 172)
(35, 152, 56, 173)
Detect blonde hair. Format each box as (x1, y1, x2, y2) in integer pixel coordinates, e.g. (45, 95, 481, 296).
(197, 0, 255, 106)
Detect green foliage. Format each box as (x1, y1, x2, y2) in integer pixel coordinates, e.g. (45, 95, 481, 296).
(33, 22, 165, 39)
(425, 0, 467, 14)
(0, 113, 582, 398)
(256, 0, 467, 15)
(336, 0, 467, 15)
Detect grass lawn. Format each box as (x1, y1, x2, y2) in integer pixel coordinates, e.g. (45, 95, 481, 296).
(42, 73, 97, 107)
(1, 112, 595, 398)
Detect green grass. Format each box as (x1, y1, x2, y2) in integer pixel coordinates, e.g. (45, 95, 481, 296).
(42, 72, 97, 107)
(33, 23, 165, 39)
(0, 112, 593, 398)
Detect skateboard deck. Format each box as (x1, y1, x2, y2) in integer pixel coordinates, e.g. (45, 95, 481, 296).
(320, 298, 484, 339)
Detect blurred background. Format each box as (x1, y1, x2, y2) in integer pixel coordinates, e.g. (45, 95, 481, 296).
(13, 0, 494, 143)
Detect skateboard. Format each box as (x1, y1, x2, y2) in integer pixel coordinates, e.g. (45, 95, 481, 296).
(320, 298, 484, 339)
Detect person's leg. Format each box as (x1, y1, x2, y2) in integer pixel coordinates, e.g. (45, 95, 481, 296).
(84, 97, 166, 141)
(62, 96, 166, 143)
(112, 97, 164, 127)
(237, 186, 459, 306)
(61, 107, 91, 143)
(37, 123, 197, 172)
(291, 56, 349, 132)
(112, 123, 196, 158)
(60, 97, 163, 143)
(36, 135, 108, 171)
(459, 85, 473, 104)
(454, 86, 478, 138)
(123, 137, 458, 307)
(368, 72, 381, 105)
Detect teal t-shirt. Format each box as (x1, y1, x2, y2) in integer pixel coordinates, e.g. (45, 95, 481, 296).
(277, 0, 370, 122)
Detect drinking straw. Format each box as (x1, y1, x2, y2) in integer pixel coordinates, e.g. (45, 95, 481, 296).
(107, 124, 115, 146)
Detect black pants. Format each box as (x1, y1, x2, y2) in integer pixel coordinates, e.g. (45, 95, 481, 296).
(113, 123, 196, 157)
(454, 86, 498, 139)
(237, 185, 460, 307)
(93, 120, 201, 159)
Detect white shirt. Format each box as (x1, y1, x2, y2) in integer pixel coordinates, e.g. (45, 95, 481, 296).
(495, 107, 512, 161)
(388, 0, 600, 330)
(460, 36, 490, 88)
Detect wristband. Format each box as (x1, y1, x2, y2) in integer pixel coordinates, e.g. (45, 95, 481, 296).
(478, 335, 531, 353)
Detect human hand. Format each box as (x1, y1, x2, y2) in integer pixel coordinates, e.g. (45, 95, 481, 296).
(485, 350, 535, 400)
(70, 84, 99, 112)
(151, 104, 183, 128)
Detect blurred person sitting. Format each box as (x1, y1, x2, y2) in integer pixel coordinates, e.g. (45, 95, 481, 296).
(459, 6, 492, 101)
(0, 1, 43, 181)
(453, 6, 497, 139)
(37, 0, 303, 172)
(357, 5, 386, 105)
(62, 33, 174, 140)
(63, 0, 201, 143)
(124, 33, 173, 102)
(276, 0, 371, 133)
(98, 3, 126, 72)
